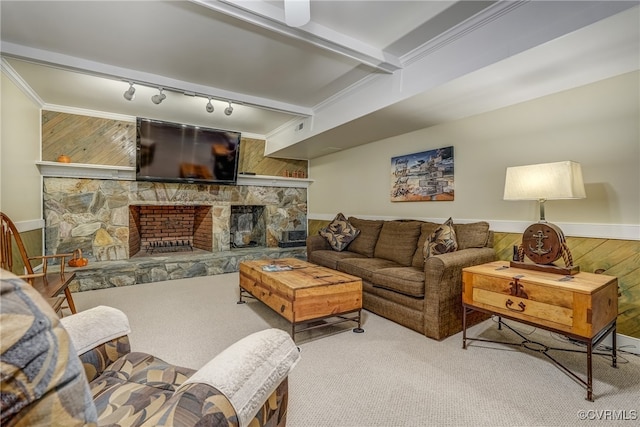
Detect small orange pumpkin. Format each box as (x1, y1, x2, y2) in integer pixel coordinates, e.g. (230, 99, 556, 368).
(57, 155, 71, 163)
(68, 249, 89, 267)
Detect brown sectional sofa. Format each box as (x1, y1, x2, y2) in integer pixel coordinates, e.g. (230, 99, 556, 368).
(307, 217, 496, 340)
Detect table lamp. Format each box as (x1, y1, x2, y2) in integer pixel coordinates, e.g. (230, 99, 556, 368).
(504, 161, 586, 274)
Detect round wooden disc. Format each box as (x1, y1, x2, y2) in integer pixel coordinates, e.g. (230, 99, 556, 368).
(521, 223, 565, 265)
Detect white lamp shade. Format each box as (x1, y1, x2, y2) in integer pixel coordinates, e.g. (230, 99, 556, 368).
(503, 161, 586, 201)
(284, 0, 310, 27)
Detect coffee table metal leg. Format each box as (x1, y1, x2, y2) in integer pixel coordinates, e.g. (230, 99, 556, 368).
(237, 286, 247, 304)
(353, 309, 364, 333)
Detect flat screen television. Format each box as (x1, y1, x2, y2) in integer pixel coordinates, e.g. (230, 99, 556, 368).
(136, 117, 241, 185)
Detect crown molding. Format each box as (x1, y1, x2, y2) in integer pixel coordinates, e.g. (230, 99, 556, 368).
(1, 57, 45, 106)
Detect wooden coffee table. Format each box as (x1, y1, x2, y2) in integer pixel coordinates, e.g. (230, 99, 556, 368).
(238, 258, 364, 340)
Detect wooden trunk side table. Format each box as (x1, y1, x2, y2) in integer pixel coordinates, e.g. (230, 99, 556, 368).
(462, 261, 618, 401)
(238, 258, 363, 340)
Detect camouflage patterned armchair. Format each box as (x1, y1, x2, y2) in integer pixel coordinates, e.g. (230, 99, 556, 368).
(1, 269, 300, 427)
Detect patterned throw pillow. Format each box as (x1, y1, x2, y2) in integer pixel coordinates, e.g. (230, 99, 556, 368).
(423, 217, 458, 259)
(319, 213, 360, 251)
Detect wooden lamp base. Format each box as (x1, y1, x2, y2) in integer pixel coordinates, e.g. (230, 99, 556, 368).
(513, 222, 580, 276)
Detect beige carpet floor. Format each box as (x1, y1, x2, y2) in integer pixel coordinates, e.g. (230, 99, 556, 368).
(71, 273, 640, 427)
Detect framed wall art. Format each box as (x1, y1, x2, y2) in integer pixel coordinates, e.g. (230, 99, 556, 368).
(390, 146, 454, 202)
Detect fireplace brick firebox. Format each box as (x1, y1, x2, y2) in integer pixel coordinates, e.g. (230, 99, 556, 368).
(129, 205, 213, 257)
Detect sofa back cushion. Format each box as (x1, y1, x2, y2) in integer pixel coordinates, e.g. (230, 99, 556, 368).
(346, 217, 384, 257)
(374, 221, 422, 266)
(454, 221, 490, 250)
(411, 222, 440, 268)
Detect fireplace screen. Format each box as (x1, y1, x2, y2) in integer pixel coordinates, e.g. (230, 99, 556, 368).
(230, 205, 266, 249)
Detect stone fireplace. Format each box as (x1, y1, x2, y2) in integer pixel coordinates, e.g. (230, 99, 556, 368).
(43, 179, 308, 262)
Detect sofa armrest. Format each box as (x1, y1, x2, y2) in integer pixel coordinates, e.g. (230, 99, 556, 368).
(306, 234, 331, 255)
(60, 306, 132, 381)
(423, 247, 496, 339)
(175, 328, 300, 427)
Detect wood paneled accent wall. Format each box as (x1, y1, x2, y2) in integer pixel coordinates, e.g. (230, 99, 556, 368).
(308, 218, 640, 339)
(41, 112, 307, 177)
(238, 138, 308, 177)
(42, 111, 135, 166)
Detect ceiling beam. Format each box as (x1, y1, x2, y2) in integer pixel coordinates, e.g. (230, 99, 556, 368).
(190, 0, 403, 73)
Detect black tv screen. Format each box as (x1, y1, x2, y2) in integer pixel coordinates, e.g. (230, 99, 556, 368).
(136, 118, 241, 185)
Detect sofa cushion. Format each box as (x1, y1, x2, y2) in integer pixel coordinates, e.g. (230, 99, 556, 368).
(370, 266, 425, 297)
(424, 217, 458, 258)
(319, 213, 360, 251)
(91, 352, 196, 424)
(337, 257, 400, 283)
(346, 217, 384, 257)
(412, 222, 440, 269)
(308, 250, 367, 270)
(374, 221, 422, 266)
(454, 221, 490, 250)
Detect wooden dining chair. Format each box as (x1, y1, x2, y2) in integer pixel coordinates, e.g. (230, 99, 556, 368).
(0, 211, 77, 315)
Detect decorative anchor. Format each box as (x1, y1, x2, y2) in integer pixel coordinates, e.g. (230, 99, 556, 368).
(509, 276, 528, 299)
(529, 229, 551, 256)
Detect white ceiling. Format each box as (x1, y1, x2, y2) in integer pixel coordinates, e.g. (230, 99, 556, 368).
(1, 1, 638, 160)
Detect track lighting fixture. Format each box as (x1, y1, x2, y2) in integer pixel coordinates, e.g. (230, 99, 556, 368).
(151, 88, 166, 105)
(118, 82, 239, 117)
(123, 83, 135, 101)
(224, 101, 233, 116)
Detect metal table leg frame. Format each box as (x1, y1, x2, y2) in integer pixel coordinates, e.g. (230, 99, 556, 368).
(464, 316, 617, 401)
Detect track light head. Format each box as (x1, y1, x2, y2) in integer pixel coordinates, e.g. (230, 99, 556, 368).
(123, 83, 135, 101)
(224, 101, 233, 116)
(206, 98, 214, 113)
(151, 88, 166, 105)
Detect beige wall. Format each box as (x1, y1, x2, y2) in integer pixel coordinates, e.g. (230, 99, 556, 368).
(309, 71, 640, 235)
(1, 71, 42, 222)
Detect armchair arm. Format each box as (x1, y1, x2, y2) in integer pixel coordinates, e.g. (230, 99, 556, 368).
(171, 328, 300, 427)
(60, 306, 131, 381)
(60, 306, 131, 354)
(28, 252, 73, 278)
